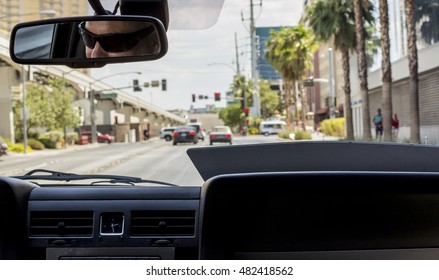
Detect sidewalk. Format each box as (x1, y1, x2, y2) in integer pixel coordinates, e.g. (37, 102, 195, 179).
(6, 142, 104, 158)
(6, 136, 161, 158)
(310, 131, 340, 141)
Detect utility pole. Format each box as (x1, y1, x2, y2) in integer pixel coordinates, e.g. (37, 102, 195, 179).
(235, 33, 246, 111)
(250, 0, 261, 117)
(235, 32, 248, 135)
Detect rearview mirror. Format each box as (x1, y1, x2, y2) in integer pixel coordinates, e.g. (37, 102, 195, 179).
(9, 15, 168, 68)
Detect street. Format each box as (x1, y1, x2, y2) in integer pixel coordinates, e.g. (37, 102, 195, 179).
(0, 134, 287, 186)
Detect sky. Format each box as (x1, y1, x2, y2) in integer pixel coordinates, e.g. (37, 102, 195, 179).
(90, 0, 304, 111)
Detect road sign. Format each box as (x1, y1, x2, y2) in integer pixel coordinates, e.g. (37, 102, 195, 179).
(303, 78, 314, 87)
(97, 92, 118, 100)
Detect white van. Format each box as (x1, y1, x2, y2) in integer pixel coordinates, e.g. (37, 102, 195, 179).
(259, 120, 286, 136)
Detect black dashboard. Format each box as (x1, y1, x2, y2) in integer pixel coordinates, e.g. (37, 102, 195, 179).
(4, 142, 439, 260)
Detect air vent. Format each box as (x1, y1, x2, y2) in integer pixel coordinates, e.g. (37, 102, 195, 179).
(29, 211, 94, 237)
(131, 210, 196, 236)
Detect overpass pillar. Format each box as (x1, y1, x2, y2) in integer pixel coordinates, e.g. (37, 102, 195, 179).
(0, 65, 18, 142)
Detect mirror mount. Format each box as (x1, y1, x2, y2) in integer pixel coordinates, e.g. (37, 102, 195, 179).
(120, 0, 169, 30)
(88, 0, 111, 15)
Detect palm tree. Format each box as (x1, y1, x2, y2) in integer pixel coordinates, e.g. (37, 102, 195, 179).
(405, 0, 420, 144)
(379, 0, 393, 142)
(265, 25, 317, 129)
(354, 0, 373, 141)
(414, 0, 439, 45)
(305, 0, 374, 140)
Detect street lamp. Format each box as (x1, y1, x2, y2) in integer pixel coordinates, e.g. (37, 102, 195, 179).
(88, 71, 142, 144)
(207, 62, 237, 73)
(60, 69, 78, 149)
(327, 48, 335, 119)
(21, 65, 28, 154)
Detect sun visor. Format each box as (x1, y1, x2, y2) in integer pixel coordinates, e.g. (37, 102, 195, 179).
(98, 0, 225, 30)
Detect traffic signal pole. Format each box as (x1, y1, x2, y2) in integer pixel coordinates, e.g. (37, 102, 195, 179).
(250, 0, 261, 118)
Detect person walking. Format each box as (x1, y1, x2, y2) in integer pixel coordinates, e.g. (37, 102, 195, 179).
(392, 113, 399, 141)
(373, 108, 383, 141)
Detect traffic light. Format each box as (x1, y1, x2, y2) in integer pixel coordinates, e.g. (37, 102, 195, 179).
(214, 92, 221, 101)
(244, 108, 249, 117)
(161, 79, 167, 91)
(133, 79, 142, 92)
(192, 93, 196, 102)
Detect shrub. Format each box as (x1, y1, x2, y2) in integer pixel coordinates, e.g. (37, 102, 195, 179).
(320, 118, 345, 138)
(40, 131, 64, 149)
(42, 131, 64, 142)
(27, 138, 45, 150)
(39, 137, 57, 149)
(248, 127, 259, 135)
(66, 132, 79, 145)
(278, 130, 293, 139)
(9, 143, 33, 153)
(293, 130, 312, 140)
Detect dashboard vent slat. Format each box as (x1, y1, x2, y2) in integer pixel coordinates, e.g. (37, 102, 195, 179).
(131, 210, 195, 236)
(30, 211, 93, 237)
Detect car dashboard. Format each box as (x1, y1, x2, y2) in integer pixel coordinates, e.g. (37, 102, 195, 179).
(3, 142, 439, 260)
(24, 186, 200, 260)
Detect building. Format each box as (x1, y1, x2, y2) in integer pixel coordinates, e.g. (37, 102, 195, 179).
(0, 1, 88, 35)
(303, 0, 439, 143)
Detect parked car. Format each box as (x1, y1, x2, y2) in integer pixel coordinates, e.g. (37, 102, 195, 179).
(80, 131, 113, 144)
(0, 141, 7, 157)
(160, 126, 176, 141)
(209, 125, 233, 145)
(172, 125, 198, 145)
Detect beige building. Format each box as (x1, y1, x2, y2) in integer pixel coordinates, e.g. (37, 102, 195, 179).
(1, 1, 87, 35)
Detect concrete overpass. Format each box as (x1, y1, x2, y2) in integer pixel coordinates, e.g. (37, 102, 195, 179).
(0, 33, 186, 143)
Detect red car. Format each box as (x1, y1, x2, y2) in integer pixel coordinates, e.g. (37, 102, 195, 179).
(80, 131, 113, 144)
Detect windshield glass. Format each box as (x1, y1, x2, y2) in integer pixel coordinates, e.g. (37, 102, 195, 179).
(0, 0, 438, 187)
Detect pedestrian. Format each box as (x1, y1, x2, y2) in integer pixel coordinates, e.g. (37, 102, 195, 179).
(373, 108, 383, 141)
(143, 128, 150, 140)
(392, 113, 399, 141)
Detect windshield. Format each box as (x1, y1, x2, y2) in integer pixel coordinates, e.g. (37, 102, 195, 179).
(3, 0, 439, 273)
(0, 0, 438, 187)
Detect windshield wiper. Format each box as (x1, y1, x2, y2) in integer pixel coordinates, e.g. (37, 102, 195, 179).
(13, 169, 178, 186)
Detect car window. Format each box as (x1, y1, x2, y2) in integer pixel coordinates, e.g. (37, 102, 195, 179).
(1, 0, 439, 269)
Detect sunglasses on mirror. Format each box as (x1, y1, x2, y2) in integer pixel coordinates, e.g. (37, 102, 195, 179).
(78, 21, 155, 53)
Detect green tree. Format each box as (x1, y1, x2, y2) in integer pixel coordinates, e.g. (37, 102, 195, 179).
(259, 79, 281, 119)
(218, 104, 242, 130)
(49, 77, 81, 131)
(265, 25, 317, 129)
(306, 0, 375, 140)
(414, 0, 439, 45)
(14, 76, 80, 139)
(405, 0, 420, 143)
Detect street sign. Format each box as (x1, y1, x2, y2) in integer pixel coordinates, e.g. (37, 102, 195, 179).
(303, 78, 314, 87)
(97, 92, 118, 100)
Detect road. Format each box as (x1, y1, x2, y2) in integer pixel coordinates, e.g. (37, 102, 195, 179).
(0, 134, 284, 186)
